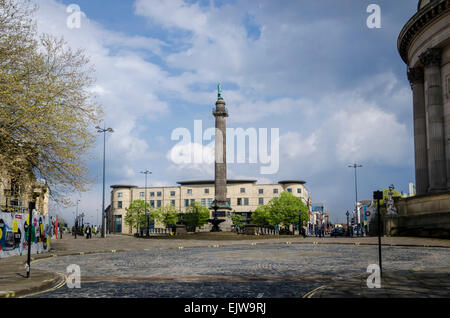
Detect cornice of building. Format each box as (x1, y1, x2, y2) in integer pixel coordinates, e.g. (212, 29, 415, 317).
(397, 0, 450, 64)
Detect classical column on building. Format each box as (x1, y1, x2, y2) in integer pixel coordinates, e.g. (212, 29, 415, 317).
(408, 67, 429, 195)
(419, 48, 446, 191)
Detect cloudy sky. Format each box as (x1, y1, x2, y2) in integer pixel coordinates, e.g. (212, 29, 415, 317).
(34, 0, 418, 225)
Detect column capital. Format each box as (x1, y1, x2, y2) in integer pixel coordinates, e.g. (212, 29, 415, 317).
(419, 48, 442, 67)
(407, 67, 424, 88)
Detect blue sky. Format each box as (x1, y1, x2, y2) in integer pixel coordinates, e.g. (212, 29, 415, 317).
(33, 0, 418, 225)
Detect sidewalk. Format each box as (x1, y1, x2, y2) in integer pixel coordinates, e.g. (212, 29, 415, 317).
(1, 234, 449, 298)
(0, 254, 63, 298)
(307, 267, 450, 298)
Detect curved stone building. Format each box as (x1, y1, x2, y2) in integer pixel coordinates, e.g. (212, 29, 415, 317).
(109, 180, 309, 234)
(394, 0, 450, 237)
(398, 0, 450, 195)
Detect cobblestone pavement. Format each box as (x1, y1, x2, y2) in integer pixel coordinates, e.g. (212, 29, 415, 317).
(32, 244, 450, 298)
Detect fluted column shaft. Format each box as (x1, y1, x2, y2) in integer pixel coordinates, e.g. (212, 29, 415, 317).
(408, 67, 429, 195)
(419, 48, 446, 191)
(214, 98, 227, 204)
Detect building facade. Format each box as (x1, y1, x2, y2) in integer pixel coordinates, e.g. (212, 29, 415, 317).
(110, 180, 309, 234)
(398, 0, 450, 195)
(0, 170, 49, 215)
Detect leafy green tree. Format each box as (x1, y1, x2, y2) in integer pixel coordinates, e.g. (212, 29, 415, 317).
(251, 205, 274, 226)
(183, 202, 210, 232)
(156, 205, 179, 228)
(0, 0, 102, 205)
(231, 213, 245, 228)
(268, 192, 308, 229)
(125, 200, 146, 233)
(253, 192, 308, 230)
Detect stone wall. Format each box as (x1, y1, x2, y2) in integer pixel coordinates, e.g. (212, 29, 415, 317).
(382, 193, 450, 238)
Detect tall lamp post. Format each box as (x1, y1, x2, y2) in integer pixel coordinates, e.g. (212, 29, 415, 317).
(97, 126, 114, 238)
(75, 199, 80, 239)
(346, 210, 350, 236)
(348, 163, 363, 235)
(140, 170, 152, 237)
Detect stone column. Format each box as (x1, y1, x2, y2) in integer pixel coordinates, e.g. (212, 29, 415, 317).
(408, 67, 429, 195)
(419, 48, 446, 191)
(213, 97, 228, 204)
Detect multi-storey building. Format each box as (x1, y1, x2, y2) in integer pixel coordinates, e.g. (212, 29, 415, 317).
(0, 170, 49, 215)
(109, 180, 309, 234)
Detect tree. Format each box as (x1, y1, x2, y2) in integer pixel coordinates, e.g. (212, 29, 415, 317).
(0, 0, 102, 205)
(183, 202, 210, 232)
(252, 192, 309, 230)
(251, 205, 274, 227)
(125, 200, 146, 234)
(231, 213, 245, 228)
(156, 205, 179, 228)
(268, 192, 308, 229)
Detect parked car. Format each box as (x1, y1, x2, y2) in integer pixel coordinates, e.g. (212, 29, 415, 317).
(330, 227, 345, 237)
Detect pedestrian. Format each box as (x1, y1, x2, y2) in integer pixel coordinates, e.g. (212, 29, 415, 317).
(85, 225, 91, 239)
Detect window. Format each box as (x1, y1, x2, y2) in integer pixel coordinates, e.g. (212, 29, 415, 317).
(259, 198, 264, 205)
(117, 201, 123, 209)
(237, 198, 242, 206)
(150, 192, 155, 197)
(240, 188, 245, 193)
(273, 188, 278, 194)
(258, 189, 264, 195)
(140, 192, 144, 197)
(118, 192, 123, 198)
(205, 188, 209, 194)
(150, 200, 155, 208)
(184, 199, 189, 207)
(157, 200, 162, 207)
(170, 200, 175, 206)
(201, 198, 206, 206)
(287, 188, 292, 193)
(208, 198, 213, 206)
(170, 191, 176, 197)
(187, 189, 192, 195)
(244, 198, 249, 206)
(297, 188, 302, 194)
(227, 198, 231, 205)
(190, 199, 195, 205)
(157, 192, 162, 197)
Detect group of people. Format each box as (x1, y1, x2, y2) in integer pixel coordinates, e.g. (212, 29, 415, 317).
(71, 224, 101, 239)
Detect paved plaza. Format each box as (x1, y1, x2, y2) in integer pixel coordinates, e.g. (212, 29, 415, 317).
(3, 234, 450, 298)
(29, 238, 450, 298)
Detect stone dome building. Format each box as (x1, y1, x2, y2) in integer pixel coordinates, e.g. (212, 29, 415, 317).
(393, 0, 450, 238)
(398, 0, 450, 195)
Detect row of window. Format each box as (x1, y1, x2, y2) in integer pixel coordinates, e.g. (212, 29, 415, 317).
(117, 188, 302, 198)
(116, 198, 266, 209)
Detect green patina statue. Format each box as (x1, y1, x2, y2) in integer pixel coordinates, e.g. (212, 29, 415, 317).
(218, 83, 222, 99)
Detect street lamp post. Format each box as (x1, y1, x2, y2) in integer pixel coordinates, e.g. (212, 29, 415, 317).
(75, 199, 80, 239)
(346, 210, 350, 236)
(97, 126, 114, 238)
(348, 163, 363, 235)
(140, 170, 152, 237)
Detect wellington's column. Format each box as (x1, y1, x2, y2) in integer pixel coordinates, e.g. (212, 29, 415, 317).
(213, 84, 228, 206)
(419, 48, 446, 191)
(408, 67, 429, 195)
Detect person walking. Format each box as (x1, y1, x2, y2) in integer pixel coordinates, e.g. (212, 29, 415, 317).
(86, 225, 91, 239)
